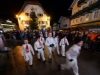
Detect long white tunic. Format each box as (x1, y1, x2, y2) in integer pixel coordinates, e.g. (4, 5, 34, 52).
(54, 37, 59, 47)
(45, 37, 55, 47)
(22, 44, 34, 61)
(34, 40, 44, 51)
(63, 44, 81, 69)
(60, 38, 69, 46)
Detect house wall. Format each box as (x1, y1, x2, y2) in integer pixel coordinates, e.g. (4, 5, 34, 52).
(58, 16, 70, 29)
(17, 4, 50, 30)
(71, 0, 100, 27)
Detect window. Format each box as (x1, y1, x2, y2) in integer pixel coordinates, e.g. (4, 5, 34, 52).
(38, 21, 41, 24)
(72, 19, 74, 23)
(63, 24, 67, 27)
(80, 17, 82, 22)
(81, 5, 84, 10)
(37, 13, 43, 17)
(38, 21, 40, 24)
(85, 14, 90, 21)
(78, 9, 80, 12)
(46, 21, 48, 24)
(88, 0, 92, 6)
(44, 21, 47, 24)
(42, 21, 44, 24)
(92, 10, 99, 19)
(25, 21, 29, 24)
(76, 18, 78, 23)
(25, 13, 30, 16)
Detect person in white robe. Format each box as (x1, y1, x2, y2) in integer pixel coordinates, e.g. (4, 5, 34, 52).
(60, 35, 69, 57)
(34, 35, 46, 62)
(54, 34, 60, 55)
(22, 39, 34, 66)
(45, 33, 55, 63)
(58, 37, 83, 75)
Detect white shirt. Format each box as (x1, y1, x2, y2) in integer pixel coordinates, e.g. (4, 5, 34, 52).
(22, 44, 34, 56)
(34, 40, 44, 51)
(54, 37, 59, 44)
(60, 38, 69, 46)
(45, 37, 55, 47)
(66, 44, 81, 59)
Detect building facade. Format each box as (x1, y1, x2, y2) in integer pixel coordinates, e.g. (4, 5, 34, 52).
(69, 0, 100, 30)
(53, 23, 59, 31)
(0, 19, 16, 32)
(16, 0, 50, 30)
(58, 16, 70, 29)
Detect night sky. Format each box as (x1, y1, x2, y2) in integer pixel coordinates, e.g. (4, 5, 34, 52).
(0, 0, 73, 24)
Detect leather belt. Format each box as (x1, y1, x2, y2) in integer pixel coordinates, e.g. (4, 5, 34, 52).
(62, 44, 65, 45)
(37, 47, 42, 49)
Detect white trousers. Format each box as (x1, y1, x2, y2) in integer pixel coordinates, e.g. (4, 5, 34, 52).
(61, 45, 65, 56)
(37, 49, 45, 61)
(47, 47, 53, 58)
(24, 52, 33, 65)
(61, 58, 79, 75)
(55, 44, 60, 55)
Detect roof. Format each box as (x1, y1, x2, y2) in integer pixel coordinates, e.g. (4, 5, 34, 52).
(58, 16, 69, 23)
(69, 0, 79, 10)
(17, 0, 48, 16)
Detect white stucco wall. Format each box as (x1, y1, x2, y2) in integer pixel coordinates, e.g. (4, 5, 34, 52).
(58, 16, 70, 29)
(17, 4, 50, 30)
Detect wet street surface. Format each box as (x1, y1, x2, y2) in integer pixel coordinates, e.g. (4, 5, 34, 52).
(0, 40, 100, 75)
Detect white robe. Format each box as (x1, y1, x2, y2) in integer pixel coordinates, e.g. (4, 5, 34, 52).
(45, 37, 55, 58)
(60, 38, 69, 56)
(22, 44, 34, 65)
(34, 40, 45, 61)
(54, 37, 59, 54)
(61, 44, 81, 75)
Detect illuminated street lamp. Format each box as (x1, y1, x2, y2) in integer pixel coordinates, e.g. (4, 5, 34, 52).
(16, 15, 18, 18)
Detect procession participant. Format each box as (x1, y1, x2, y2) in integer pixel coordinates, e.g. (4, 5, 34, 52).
(40, 33, 45, 44)
(60, 35, 69, 57)
(58, 37, 83, 75)
(54, 34, 60, 55)
(22, 39, 34, 66)
(34, 35, 46, 62)
(45, 32, 55, 63)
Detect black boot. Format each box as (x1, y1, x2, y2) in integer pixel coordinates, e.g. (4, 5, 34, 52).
(30, 65, 33, 67)
(43, 60, 46, 63)
(58, 65, 61, 71)
(49, 58, 52, 63)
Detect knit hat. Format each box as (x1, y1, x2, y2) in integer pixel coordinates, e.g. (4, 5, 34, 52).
(74, 37, 83, 44)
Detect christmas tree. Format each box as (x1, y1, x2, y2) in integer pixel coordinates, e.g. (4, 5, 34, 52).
(29, 10, 38, 30)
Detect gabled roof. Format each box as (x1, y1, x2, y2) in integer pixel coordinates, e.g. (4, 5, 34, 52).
(17, 0, 48, 16)
(69, 0, 79, 10)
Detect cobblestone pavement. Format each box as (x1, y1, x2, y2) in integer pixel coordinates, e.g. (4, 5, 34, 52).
(0, 40, 100, 75)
